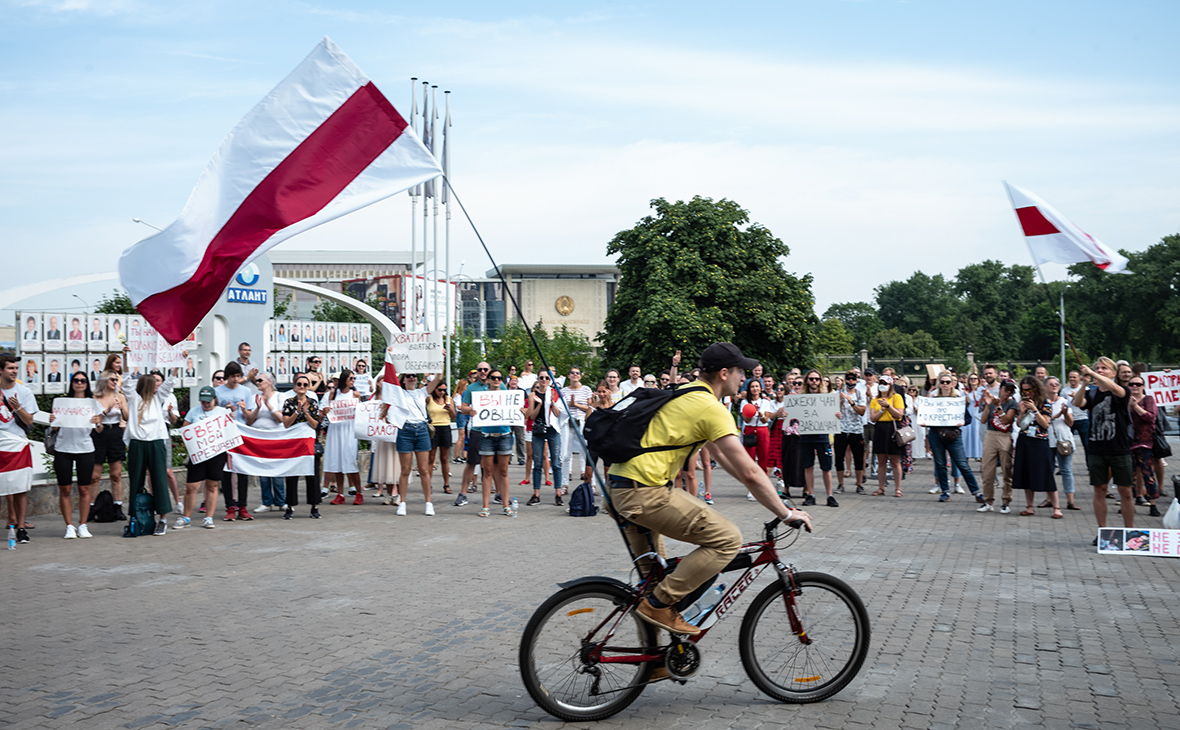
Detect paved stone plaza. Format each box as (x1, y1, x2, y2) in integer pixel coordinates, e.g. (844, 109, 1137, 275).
(5, 457, 1180, 730)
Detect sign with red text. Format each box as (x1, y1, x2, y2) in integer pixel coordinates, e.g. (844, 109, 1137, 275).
(51, 398, 97, 430)
(180, 411, 242, 463)
(1144, 371, 1180, 408)
(326, 398, 357, 423)
(471, 389, 526, 428)
(385, 331, 444, 373)
(1097, 528, 1180, 558)
(353, 400, 398, 442)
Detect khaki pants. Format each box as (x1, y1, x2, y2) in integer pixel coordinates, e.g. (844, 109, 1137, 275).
(981, 430, 1013, 505)
(607, 483, 741, 606)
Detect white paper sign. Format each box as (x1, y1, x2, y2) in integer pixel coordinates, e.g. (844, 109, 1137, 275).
(126, 320, 187, 370)
(471, 389, 526, 428)
(180, 412, 243, 464)
(51, 398, 96, 429)
(353, 400, 398, 442)
(326, 398, 357, 423)
(385, 331, 444, 373)
(1144, 371, 1180, 408)
(780, 393, 840, 435)
(916, 396, 967, 427)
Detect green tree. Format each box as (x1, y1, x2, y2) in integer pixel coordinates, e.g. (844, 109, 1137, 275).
(952, 260, 1036, 360)
(273, 288, 292, 318)
(484, 320, 600, 383)
(822, 302, 883, 348)
(815, 318, 854, 355)
(867, 328, 942, 358)
(94, 289, 138, 315)
(874, 272, 958, 335)
(601, 196, 816, 375)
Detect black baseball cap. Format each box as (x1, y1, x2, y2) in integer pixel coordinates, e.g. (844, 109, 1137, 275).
(697, 343, 759, 372)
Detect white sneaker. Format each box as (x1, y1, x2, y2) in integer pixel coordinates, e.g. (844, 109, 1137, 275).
(177, 501, 184, 513)
(954, 484, 965, 494)
(275, 504, 287, 510)
(747, 492, 756, 501)
(396, 502, 407, 516)
(977, 503, 993, 513)
(64, 524, 78, 539)
(202, 516, 215, 529)
(173, 516, 191, 529)
(424, 502, 435, 516)
(255, 505, 270, 513)
(928, 486, 941, 494)
(77, 524, 92, 538)
(999, 504, 1011, 515)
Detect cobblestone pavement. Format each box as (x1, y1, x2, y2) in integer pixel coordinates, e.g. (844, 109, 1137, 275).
(5, 457, 1180, 730)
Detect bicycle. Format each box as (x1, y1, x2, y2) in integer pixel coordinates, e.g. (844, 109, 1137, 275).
(519, 515, 871, 721)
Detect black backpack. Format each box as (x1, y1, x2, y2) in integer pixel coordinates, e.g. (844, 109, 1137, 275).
(123, 491, 156, 537)
(583, 384, 710, 468)
(89, 489, 117, 522)
(568, 482, 598, 517)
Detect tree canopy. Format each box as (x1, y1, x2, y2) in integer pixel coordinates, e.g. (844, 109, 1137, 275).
(601, 196, 816, 375)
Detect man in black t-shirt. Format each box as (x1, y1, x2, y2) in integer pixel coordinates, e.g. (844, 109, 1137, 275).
(1073, 357, 1135, 533)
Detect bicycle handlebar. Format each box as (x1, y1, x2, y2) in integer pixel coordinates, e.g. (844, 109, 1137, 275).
(765, 517, 810, 539)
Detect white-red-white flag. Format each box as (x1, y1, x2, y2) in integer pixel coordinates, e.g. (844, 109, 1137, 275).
(1003, 182, 1130, 274)
(119, 37, 443, 343)
(380, 350, 427, 427)
(229, 422, 316, 477)
(0, 431, 33, 497)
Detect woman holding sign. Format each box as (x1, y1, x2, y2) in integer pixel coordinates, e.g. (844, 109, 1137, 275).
(49, 373, 103, 538)
(922, 374, 983, 504)
(796, 370, 841, 508)
(394, 372, 445, 516)
(323, 369, 363, 506)
(176, 387, 229, 530)
(121, 347, 179, 536)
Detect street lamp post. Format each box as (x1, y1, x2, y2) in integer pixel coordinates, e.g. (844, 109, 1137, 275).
(1059, 284, 1071, 382)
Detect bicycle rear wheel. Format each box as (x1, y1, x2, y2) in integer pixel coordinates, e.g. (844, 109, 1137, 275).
(739, 571, 870, 703)
(520, 582, 657, 721)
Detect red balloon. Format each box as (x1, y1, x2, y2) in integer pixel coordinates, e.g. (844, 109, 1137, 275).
(742, 403, 758, 421)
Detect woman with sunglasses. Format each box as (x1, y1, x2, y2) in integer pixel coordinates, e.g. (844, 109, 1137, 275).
(392, 371, 445, 516)
(305, 356, 326, 395)
(352, 359, 372, 399)
(474, 369, 514, 516)
(323, 369, 363, 507)
(120, 346, 179, 536)
(50, 372, 103, 538)
(427, 381, 457, 495)
(924, 374, 983, 504)
(1043, 376, 1078, 511)
(91, 369, 129, 521)
(246, 372, 287, 513)
(525, 371, 565, 506)
(1013, 376, 1060, 518)
(1127, 375, 1161, 517)
(281, 375, 323, 518)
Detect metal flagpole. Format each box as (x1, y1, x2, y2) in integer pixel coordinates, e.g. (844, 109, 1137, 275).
(409, 77, 418, 334)
(420, 80, 431, 332)
(443, 90, 452, 389)
(431, 84, 440, 336)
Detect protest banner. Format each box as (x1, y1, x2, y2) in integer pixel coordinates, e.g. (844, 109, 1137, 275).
(1144, 371, 1180, 408)
(1097, 528, 1180, 558)
(180, 412, 243, 464)
(472, 389, 526, 428)
(385, 331, 444, 373)
(916, 396, 967, 427)
(51, 398, 97, 430)
(353, 400, 398, 442)
(126, 319, 187, 370)
(326, 398, 358, 423)
(780, 393, 840, 435)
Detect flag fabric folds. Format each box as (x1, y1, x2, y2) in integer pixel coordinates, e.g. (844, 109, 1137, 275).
(380, 349, 427, 427)
(229, 422, 316, 477)
(119, 37, 443, 344)
(1003, 182, 1130, 274)
(0, 431, 34, 496)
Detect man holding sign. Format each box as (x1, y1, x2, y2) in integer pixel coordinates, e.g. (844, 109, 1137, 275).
(176, 387, 236, 530)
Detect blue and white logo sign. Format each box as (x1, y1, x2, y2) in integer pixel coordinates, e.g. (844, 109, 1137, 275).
(235, 263, 261, 287)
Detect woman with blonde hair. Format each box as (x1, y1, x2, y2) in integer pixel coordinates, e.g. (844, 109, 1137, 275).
(120, 348, 177, 536)
(923, 372, 983, 503)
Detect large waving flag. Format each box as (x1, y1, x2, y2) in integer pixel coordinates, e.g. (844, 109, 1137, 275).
(229, 422, 316, 477)
(1003, 182, 1130, 274)
(380, 349, 426, 427)
(0, 431, 34, 496)
(120, 37, 443, 343)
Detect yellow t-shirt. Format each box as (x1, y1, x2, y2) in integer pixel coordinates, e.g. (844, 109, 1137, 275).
(611, 381, 740, 487)
(869, 392, 905, 423)
(426, 396, 453, 427)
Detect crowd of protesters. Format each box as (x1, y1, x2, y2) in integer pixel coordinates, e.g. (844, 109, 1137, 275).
(2, 344, 1174, 548)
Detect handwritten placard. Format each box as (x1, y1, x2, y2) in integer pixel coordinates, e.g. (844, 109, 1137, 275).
(353, 400, 398, 442)
(1144, 371, 1180, 408)
(180, 412, 243, 464)
(780, 393, 840, 435)
(471, 389, 526, 428)
(385, 331, 444, 373)
(51, 398, 96, 430)
(1097, 528, 1180, 558)
(126, 319, 188, 370)
(326, 398, 357, 423)
(916, 396, 967, 427)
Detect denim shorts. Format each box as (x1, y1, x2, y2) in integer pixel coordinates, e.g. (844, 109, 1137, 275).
(396, 421, 431, 453)
(479, 432, 514, 456)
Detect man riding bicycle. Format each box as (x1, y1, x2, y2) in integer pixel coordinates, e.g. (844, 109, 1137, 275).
(606, 343, 813, 636)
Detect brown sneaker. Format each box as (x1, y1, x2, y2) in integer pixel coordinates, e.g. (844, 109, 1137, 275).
(636, 600, 701, 635)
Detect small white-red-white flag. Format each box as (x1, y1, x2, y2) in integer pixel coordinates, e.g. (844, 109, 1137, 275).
(0, 431, 33, 497)
(229, 422, 316, 478)
(119, 37, 443, 343)
(1003, 182, 1130, 274)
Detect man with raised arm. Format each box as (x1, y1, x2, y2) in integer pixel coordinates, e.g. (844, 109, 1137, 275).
(606, 343, 812, 636)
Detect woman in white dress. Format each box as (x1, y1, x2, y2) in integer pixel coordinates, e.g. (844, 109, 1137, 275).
(322, 369, 362, 506)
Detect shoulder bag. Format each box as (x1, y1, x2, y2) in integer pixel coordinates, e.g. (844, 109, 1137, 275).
(893, 419, 916, 447)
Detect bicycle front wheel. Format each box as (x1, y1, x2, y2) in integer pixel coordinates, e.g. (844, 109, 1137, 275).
(739, 571, 870, 703)
(520, 582, 657, 721)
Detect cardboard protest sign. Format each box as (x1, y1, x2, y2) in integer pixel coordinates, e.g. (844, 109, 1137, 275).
(1144, 371, 1180, 408)
(471, 389, 526, 428)
(385, 331, 444, 373)
(780, 393, 840, 435)
(180, 412, 243, 464)
(126, 319, 187, 370)
(326, 398, 357, 423)
(916, 396, 967, 427)
(353, 400, 398, 442)
(1097, 528, 1180, 558)
(51, 398, 96, 430)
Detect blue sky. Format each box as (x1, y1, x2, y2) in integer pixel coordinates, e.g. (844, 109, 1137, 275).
(3, 0, 1178, 320)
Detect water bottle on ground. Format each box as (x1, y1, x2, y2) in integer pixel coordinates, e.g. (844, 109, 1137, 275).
(681, 583, 726, 626)
(7, 525, 16, 550)
(511, 497, 518, 517)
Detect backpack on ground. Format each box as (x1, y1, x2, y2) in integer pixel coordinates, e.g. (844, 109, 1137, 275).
(583, 384, 710, 467)
(89, 489, 117, 522)
(568, 482, 598, 517)
(123, 491, 156, 537)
